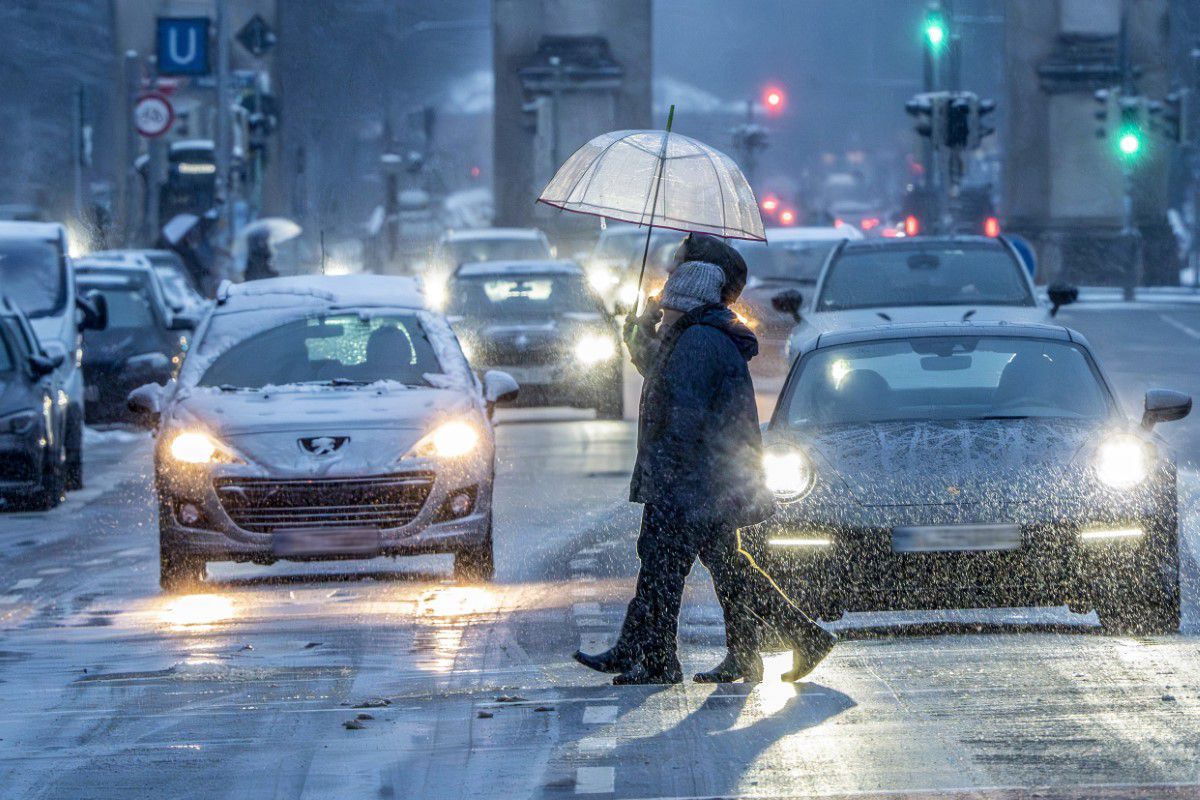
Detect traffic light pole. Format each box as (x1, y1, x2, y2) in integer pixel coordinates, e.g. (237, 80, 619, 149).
(1117, 3, 1142, 301)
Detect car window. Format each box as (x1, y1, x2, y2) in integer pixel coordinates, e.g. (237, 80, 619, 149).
(197, 313, 441, 390)
(0, 239, 67, 318)
(738, 240, 838, 282)
(447, 274, 600, 318)
(445, 238, 551, 264)
(817, 245, 1034, 310)
(782, 336, 1112, 426)
(85, 284, 157, 331)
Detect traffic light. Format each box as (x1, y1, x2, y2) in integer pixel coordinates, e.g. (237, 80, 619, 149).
(924, 7, 947, 51)
(905, 93, 942, 141)
(1117, 98, 1144, 160)
(1093, 88, 1113, 138)
(1156, 89, 1187, 142)
(763, 86, 785, 115)
(975, 98, 997, 144)
(945, 95, 971, 148)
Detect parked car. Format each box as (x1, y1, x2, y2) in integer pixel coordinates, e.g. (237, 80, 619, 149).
(0, 296, 68, 510)
(446, 260, 623, 419)
(0, 221, 106, 489)
(75, 264, 193, 423)
(127, 274, 518, 591)
(777, 236, 1078, 362)
(88, 249, 207, 315)
(745, 321, 1190, 634)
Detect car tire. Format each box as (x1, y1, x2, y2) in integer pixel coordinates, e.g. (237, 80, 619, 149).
(1097, 572, 1181, 635)
(595, 370, 624, 420)
(64, 407, 83, 491)
(25, 449, 65, 511)
(454, 515, 495, 582)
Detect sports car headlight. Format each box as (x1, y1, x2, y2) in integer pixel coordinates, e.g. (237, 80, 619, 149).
(408, 421, 480, 459)
(575, 334, 616, 365)
(763, 446, 815, 501)
(168, 431, 241, 465)
(1094, 433, 1153, 489)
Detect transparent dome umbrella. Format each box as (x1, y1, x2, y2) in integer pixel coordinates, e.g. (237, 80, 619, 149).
(537, 106, 766, 304)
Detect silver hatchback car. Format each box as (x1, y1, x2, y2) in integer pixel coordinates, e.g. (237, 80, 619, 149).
(127, 275, 518, 591)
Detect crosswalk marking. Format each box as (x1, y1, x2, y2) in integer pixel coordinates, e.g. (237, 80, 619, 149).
(574, 766, 614, 794)
(11, 578, 41, 590)
(581, 705, 618, 725)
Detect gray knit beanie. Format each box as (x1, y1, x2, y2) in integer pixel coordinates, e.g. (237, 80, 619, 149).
(659, 260, 725, 312)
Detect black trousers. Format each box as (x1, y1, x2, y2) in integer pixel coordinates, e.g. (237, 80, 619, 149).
(613, 503, 822, 670)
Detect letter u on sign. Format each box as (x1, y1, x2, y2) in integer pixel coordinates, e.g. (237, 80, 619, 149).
(156, 17, 211, 76)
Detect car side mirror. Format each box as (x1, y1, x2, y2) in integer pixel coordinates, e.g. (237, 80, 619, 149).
(1047, 283, 1078, 317)
(771, 289, 804, 322)
(169, 312, 201, 331)
(483, 370, 519, 418)
(1141, 388, 1191, 430)
(126, 382, 164, 428)
(77, 290, 108, 331)
(29, 353, 63, 377)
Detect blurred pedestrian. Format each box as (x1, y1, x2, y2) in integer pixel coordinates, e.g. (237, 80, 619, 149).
(244, 229, 278, 282)
(575, 233, 835, 684)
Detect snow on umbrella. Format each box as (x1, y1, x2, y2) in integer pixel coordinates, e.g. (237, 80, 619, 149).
(536, 107, 765, 303)
(240, 217, 302, 245)
(161, 213, 200, 245)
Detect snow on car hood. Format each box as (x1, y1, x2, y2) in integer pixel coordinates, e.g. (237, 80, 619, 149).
(790, 418, 1099, 507)
(814, 304, 1048, 332)
(169, 383, 479, 475)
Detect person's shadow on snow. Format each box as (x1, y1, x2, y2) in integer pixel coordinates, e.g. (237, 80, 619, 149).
(602, 680, 855, 795)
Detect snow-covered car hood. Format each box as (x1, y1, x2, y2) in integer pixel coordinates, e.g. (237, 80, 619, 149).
(781, 418, 1101, 507)
(167, 384, 480, 475)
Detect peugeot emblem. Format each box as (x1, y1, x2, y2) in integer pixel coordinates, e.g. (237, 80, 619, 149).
(300, 436, 349, 456)
(946, 485, 961, 497)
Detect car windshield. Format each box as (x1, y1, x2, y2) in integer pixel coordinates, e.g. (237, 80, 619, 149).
(197, 313, 440, 390)
(0, 239, 66, 318)
(447, 274, 599, 318)
(80, 283, 156, 331)
(738, 240, 839, 282)
(817, 244, 1034, 311)
(781, 336, 1112, 427)
(445, 238, 550, 265)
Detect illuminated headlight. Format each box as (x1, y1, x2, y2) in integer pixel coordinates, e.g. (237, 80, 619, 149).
(617, 281, 639, 308)
(1094, 433, 1152, 489)
(588, 267, 617, 292)
(423, 276, 449, 311)
(169, 431, 240, 465)
(408, 421, 480, 459)
(763, 446, 815, 501)
(575, 334, 616, 365)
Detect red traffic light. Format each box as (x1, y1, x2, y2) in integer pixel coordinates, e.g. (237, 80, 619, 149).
(779, 208, 796, 225)
(904, 215, 920, 236)
(761, 196, 779, 213)
(983, 216, 1001, 237)
(763, 86, 785, 114)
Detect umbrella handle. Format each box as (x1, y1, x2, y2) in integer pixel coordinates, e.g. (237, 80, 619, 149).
(634, 105, 675, 315)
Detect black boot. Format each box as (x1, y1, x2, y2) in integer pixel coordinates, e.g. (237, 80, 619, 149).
(780, 629, 836, 683)
(573, 647, 637, 675)
(693, 651, 764, 683)
(612, 661, 682, 685)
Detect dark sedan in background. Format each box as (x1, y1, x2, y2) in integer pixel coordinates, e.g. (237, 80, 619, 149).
(0, 296, 67, 509)
(446, 260, 623, 419)
(744, 322, 1191, 634)
(75, 262, 196, 423)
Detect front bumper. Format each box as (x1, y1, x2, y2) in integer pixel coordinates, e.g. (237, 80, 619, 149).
(476, 360, 619, 407)
(0, 431, 47, 494)
(740, 486, 1178, 616)
(156, 456, 492, 563)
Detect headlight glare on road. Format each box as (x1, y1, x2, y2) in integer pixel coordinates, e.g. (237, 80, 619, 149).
(169, 431, 240, 465)
(575, 334, 616, 365)
(763, 446, 814, 501)
(1094, 433, 1152, 489)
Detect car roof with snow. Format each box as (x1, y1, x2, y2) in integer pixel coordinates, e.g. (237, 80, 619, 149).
(0, 221, 65, 241)
(840, 234, 1006, 252)
(453, 259, 582, 278)
(812, 321, 1085, 351)
(441, 227, 546, 243)
(215, 274, 426, 312)
(746, 226, 863, 246)
(75, 257, 156, 275)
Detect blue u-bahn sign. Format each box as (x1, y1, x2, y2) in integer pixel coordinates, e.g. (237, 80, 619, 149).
(156, 17, 211, 76)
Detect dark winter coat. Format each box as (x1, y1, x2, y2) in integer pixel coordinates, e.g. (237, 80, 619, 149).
(629, 303, 776, 528)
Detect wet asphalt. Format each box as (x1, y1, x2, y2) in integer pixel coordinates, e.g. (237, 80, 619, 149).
(0, 301, 1198, 799)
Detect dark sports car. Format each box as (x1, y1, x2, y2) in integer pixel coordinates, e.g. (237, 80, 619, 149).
(742, 322, 1191, 634)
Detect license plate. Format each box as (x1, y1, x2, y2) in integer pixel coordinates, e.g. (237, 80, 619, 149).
(272, 527, 381, 557)
(892, 524, 1021, 553)
(497, 365, 559, 384)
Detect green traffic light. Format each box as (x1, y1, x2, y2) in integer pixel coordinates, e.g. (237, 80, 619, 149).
(924, 13, 947, 49)
(1118, 131, 1141, 157)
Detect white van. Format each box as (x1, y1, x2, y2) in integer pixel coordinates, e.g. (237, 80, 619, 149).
(0, 222, 106, 488)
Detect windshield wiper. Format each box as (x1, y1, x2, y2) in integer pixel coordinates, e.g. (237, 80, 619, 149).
(325, 378, 370, 386)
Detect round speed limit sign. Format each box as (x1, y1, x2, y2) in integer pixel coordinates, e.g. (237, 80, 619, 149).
(134, 93, 174, 138)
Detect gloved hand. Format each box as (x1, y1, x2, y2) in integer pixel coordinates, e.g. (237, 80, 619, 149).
(623, 297, 662, 376)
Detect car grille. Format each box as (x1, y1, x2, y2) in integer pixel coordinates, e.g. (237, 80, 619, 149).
(213, 471, 435, 533)
(480, 340, 565, 366)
